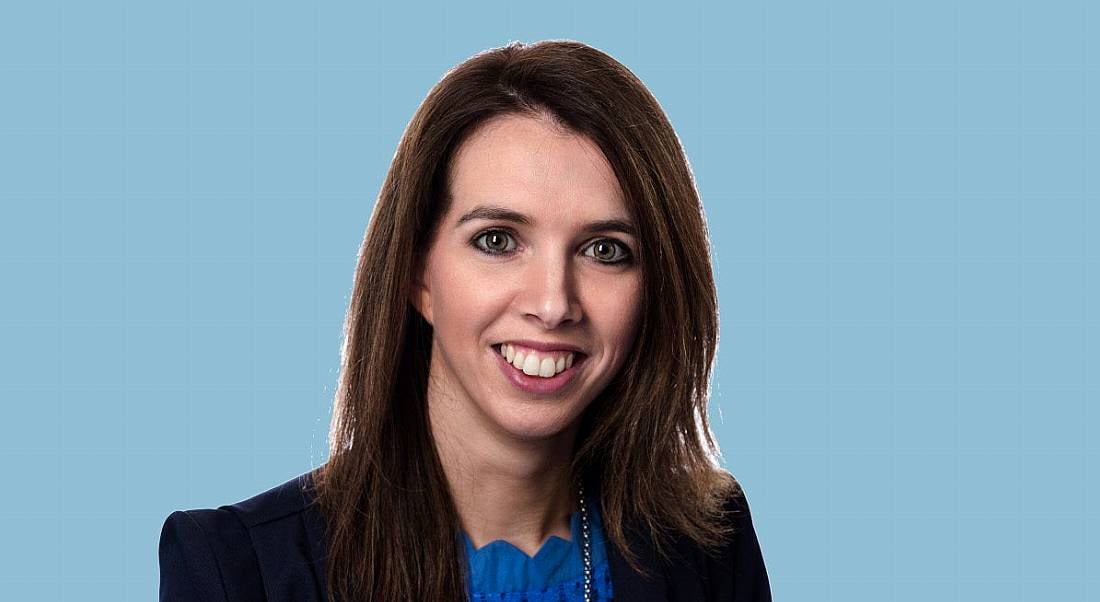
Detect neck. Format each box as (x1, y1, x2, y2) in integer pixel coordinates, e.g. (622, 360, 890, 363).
(427, 387, 579, 557)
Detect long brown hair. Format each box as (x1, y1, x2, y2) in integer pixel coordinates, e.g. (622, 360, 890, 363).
(309, 39, 740, 600)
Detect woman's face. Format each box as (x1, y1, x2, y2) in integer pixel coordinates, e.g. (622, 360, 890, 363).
(413, 114, 643, 442)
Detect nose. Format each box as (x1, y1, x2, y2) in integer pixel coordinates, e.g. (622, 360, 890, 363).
(519, 250, 582, 330)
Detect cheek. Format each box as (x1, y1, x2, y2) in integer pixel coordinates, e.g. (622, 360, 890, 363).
(586, 276, 644, 347)
(430, 261, 504, 334)
(433, 275, 474, 325)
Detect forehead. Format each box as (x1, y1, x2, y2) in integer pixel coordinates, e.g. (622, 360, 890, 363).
(446, 114, 628, 221)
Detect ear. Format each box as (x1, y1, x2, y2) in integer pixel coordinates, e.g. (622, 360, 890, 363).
(409, 266, 434, 327)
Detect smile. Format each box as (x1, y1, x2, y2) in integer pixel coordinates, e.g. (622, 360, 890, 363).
(498, 343, 575, 377)
(492, 344, 587, 394)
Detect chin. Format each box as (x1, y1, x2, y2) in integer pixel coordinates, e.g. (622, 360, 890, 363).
(492, 403, 581, 442)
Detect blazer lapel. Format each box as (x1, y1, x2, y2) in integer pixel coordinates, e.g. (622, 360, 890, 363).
(606, 523, 669, 602)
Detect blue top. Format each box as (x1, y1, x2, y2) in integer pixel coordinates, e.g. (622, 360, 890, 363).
(459, 496, 615, 601)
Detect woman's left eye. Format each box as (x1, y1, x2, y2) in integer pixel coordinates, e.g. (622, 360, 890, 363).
(583, 239, 632, 264)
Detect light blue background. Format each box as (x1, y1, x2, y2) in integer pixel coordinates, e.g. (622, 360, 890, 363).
(1, 1, 1097, 600)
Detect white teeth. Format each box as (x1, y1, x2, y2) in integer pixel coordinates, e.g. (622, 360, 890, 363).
(523, 354, 541, 376)
(499, 344, 576, 379)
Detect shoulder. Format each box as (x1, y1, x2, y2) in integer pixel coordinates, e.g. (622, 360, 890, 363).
(700, 481, 772, 601)
(719, 480, 757, 530)
(160, 469, 317, 546)
(613, 478, 771, 601)
(223, 470, 318, 527)
(158, 470, 326, 602)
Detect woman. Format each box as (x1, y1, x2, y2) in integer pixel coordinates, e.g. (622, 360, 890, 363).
(159, 39, 771, 601)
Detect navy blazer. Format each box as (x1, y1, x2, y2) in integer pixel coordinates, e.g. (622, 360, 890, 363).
(159, 471, 771, 601)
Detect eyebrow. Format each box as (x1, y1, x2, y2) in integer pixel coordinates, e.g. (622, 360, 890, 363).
(455, 204, 637, 236)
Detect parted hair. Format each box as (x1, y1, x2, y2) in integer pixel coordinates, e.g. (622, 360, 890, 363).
(309, 39, 741, 601)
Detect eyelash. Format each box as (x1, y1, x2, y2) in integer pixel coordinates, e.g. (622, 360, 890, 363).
(469, 228, 634, 266)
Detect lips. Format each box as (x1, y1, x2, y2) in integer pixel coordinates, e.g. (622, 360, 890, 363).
(491, 344, 587, 395)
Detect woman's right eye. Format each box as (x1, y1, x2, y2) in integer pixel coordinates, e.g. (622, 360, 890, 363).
(470, 229, 517, 255)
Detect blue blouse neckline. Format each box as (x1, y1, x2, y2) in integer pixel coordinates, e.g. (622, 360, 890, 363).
(459, 496, 610, 595)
